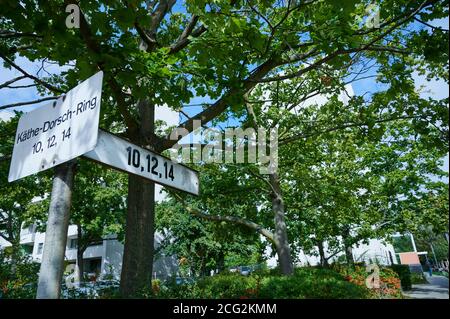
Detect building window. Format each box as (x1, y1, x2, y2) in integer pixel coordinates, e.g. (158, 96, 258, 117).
(37, 243, 44, 255)
(69, 238, 78, 249)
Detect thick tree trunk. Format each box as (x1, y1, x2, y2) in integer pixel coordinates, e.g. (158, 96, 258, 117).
(120, 177, 155, 297)
(120, 99, 156, 297)
(269, 173, 294, 275)
(317, 240, 329, 268)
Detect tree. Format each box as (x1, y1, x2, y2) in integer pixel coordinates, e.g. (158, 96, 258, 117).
(0, 115, 50, 261)
(281, 90, 448, 265)
(156, 197, 263, 277)
(1, 0, 448, 295)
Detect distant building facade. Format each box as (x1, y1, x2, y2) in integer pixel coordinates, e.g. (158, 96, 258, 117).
(0, 222, 178, 281)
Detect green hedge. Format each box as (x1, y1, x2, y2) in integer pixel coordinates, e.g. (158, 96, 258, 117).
(258, 268, 369, 299)
(390, 265, 412, 290)
(157, 268, 370, 299)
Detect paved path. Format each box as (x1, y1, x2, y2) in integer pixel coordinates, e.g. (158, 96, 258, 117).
(403, 274, 449, 299)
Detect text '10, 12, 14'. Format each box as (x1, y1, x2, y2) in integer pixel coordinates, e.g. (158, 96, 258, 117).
(126, 146, 174, 181)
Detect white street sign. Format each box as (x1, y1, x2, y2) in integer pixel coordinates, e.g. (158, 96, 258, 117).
(8, 71, 103, 182)
(84, 130, 199, 195)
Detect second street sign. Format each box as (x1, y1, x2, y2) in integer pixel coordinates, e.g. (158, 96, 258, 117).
(84, 130, 199, 195)
(8, 71, 103, 182)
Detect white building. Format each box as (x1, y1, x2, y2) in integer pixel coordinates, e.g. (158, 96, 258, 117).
(0, 222, 178, 280)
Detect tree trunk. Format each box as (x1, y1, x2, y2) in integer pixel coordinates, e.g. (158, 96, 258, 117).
(75, 225, 84, 283)
(429, 241, 438, 265)
(345, 245, 354, 266)
(10, 240, 22, 274)
(269, 173, 294, 275)
(120, 99, 156, 297)
(120, 177, 155, 297)
(342, 226, 354, 266)
(317, 240, 329, 268)
(217, 252, 225, 273)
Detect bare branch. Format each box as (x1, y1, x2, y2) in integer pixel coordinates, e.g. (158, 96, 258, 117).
(0, 75, 27, 89)
(135, 0, 177, 51)
(5, 83, 37, 89)
(0, 31, 42, 39)
(135, 22, 157, 50)
(150, 0, 177, 34)
(0, 53, 64, 93)
(414, 17, 449, 32)
(178, 15, 200, 41)
(0, 96, 59, 110)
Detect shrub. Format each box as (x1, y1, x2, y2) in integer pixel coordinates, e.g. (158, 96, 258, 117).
(410, 272, 427, 284)
(390, 264, 412, 291)
(330, 264, 402, 299)
(258, 268, 369, 299)
(158, 273, 258, 299)
(0, 249, 40, 299)
(158, 267, 370, 299)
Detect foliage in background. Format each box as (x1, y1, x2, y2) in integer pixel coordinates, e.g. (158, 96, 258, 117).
(156, 173, 265, 277)
(154, 266, 404, 299)
(0, 249, 40, 298)
(0, 115, 51, 260)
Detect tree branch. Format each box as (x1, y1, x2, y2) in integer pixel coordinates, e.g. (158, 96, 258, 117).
(77, 7, 139, 135)
(172, 193, 275, 243)
(0, 75, 27, 89)
(169, 23, 207, 54)
(279, 115, 421, 145)
(0, 96, 59, 110)
(0, 31, 42, 39)
(0, 53, 64, 93)
(414, 17, 449, 32)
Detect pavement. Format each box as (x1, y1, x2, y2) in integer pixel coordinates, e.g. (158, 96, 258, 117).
(402, 273, 449, 299)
